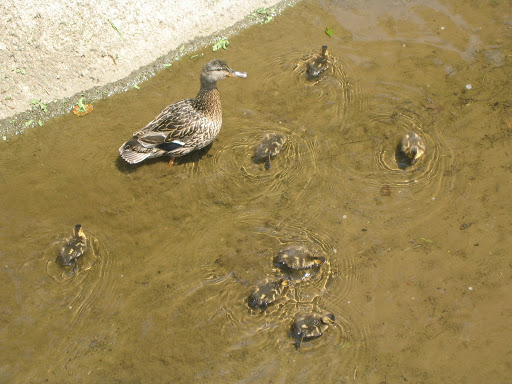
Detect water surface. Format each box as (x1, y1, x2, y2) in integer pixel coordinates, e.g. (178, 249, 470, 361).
(1, 0, 511, 382)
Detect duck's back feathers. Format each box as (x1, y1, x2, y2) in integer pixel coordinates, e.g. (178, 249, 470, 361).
(119, 98, 221, 164)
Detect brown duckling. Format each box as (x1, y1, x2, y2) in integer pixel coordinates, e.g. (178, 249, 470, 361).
(56, 224, 88, 272)
(274, 245, 325, 271)
(247, 278, 289, 312)
(291, 312, 335, 349)
(252, 133, 287, 170)
(400, 131, 426, 165)
(307, 45, 330, 78)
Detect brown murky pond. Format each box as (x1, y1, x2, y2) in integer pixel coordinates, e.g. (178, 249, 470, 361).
(1, 0, 511, 382)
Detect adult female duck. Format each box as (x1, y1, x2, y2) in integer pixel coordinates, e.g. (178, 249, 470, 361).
(119, 60, 247, 165)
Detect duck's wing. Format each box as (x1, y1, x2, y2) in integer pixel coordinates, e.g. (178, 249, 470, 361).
(132, 99, 202, 148)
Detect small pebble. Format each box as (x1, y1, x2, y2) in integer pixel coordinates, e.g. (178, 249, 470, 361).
(440, 26, 445, 30)
(333, 248, 337, 253)
(342, 215, 347, 219)
(468, 286, 473, 291)
(465, 84, 472, 90)
(68, 305, 73, 309)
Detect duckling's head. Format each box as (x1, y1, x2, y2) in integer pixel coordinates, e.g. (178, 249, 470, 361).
(200, 60, 247, 89)
(73, 224, 85, 238)
(321, 313, 336, 324)
(401, 132, 426, 165)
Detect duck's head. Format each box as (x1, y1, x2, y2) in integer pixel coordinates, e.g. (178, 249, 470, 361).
(201, 60, 247, 88)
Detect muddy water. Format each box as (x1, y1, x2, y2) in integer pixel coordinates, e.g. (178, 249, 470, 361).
(1, 0, 511, 382)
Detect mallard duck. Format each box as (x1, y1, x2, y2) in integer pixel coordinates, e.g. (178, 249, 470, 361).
(252, 133, 287, 170)
(274, 245, 325, 271)
(247, 278, 289, 312)
(56, 224, 88, 272)
(291, 312, 335, 349)
(307, 45, 330, 78)
(119, 60, 247, 165)
(400, 131, 426, 165)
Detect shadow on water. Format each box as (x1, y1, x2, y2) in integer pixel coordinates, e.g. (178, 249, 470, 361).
(1, 0, 512, 383)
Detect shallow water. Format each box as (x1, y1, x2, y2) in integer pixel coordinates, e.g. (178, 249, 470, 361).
(1, 0, 512, 382)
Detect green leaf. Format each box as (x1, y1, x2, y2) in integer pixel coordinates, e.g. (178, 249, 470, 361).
(25, 119, 34, 127)
(77, 96, 87, 113)
(133, 84, 140, 90)
(325, 27, 334, 37)
(30, 99, 48, 112)
(212, 38, 229, 51)
(163, 63, 173, 68)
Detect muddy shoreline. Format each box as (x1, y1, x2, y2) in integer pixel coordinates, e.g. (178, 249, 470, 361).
(0, 0, 295, 137)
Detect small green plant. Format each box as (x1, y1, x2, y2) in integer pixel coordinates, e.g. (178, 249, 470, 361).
(252, 7, 275, 23)
(72, 95, 93, 116)
(325, 27, 334, 37)
(16, 68, 26, 75)
(108, 19, 122, 37)
(163, 63, 173, 68)
(31, 99, 48, 112)
(76, 96, 87, 113)
(25, 119, 34, 127)
(133, 84, 140, 90)
(212, 38, 229, 51)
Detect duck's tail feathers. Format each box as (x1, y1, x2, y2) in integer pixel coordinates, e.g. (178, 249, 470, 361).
(119, 140, 152, 164)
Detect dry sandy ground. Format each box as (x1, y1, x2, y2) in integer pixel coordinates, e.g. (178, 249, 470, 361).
(0, 0, 290, 133)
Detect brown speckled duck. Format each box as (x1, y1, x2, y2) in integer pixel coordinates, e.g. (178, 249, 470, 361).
(119, 60, 247, 165)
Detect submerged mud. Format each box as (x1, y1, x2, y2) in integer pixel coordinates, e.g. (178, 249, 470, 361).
(1, 0, 511, 383)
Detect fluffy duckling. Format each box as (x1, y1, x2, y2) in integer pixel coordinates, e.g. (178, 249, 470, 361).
(400, 131, 426, 165)
(307, 45, 330, 78)
(56, 224, 88, 272)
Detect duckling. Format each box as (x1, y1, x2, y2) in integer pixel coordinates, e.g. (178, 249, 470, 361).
(307, 45, 330, 78)
(400, 131, 426, 165)
(56, 224, 88, 272)
(291, 312, 335, 349)
(252, 133, 287, 170)
(247, 278, 289, 312)
(119, 60, 247, 165)
(274, 245, 325, 271)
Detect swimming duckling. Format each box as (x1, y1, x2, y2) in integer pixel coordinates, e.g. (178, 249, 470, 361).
(274, 245, 325, 271)
(252, 133, 287, 170)
(247, 278, 289, 312)
(291, 312, 335, 349)
(307, 45, 330, 79)
(56, 224, 88, 272)
(400, 131, 426, 165)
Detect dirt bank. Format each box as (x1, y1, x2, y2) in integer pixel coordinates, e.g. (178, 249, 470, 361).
(0, 0, 293, 136)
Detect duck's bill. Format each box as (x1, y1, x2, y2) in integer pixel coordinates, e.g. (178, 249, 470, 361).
(228, 70, 248, 78)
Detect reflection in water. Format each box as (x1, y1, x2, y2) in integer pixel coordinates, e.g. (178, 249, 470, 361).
(1, 0, 511, 382)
